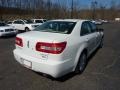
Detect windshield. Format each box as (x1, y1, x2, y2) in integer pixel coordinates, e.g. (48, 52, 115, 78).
(24, 20, 33, 24)
(34, 21, 76, 34)
(0, 23, 8, 26)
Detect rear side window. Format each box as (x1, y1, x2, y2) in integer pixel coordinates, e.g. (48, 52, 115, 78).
(80, 22, 91, 36)
(89, 22, 97, 33)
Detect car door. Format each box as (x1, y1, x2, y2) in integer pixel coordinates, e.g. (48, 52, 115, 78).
(12, 20, 19, 30)
(18, 20, 25, 30)
(13, 20, 25, 30)
(80, 21, 96, 54)
(89, 21, 101, 47)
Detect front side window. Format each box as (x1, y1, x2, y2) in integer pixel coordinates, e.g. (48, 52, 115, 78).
(14, 20, 24, 24)
(34, 21, 76, 34)
(80, 22, 91, 36)
(19, 21, 24, 24)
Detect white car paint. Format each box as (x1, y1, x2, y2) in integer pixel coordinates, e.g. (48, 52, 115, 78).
(9, 19, 40, 31)
(13, 19, 104, 78)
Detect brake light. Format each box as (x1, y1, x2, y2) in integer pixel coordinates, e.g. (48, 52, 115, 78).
(15, 37, 23, 47)
(36, 42, 67, 54)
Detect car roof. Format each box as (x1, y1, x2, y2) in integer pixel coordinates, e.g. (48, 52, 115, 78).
(50, 19, 88, 22)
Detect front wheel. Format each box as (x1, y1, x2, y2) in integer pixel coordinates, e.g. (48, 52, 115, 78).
(75, 52, 87, 74)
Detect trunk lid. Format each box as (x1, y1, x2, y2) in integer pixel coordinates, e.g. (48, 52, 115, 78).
(16, 31, 69, 59)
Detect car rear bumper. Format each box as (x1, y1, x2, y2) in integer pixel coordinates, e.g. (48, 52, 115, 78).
(13, 49, 73, 78)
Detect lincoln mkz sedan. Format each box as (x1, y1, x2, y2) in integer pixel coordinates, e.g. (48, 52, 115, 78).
(13, 19, 104, 78)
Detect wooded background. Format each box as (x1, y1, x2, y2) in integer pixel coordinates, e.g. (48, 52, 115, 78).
(0, 0, 120, 20)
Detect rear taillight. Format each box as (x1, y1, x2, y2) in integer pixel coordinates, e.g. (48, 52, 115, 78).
(15, 37, 23, 47)
(36, 42, 67, 54)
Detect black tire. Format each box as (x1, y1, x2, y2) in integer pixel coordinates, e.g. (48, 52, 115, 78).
(25, 27, 30, 32)
(75, 52, 87, 74)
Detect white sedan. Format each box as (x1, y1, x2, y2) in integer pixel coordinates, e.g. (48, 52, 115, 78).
(0, 22, 17, 37)
(9, 19, 40, 31)
(13, 19, 104, 78)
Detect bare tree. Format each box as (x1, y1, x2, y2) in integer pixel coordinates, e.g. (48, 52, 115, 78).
(91, 0, 98, 19)
(99, 4, 106, 19)
(110, 0, 117, 19)
(71, 0, 74, 18)
(46, 0, 52, 19)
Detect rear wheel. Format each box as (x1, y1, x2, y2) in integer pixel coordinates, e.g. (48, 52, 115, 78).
(75, 52, 87, 74)
(25, 27, 30, 32)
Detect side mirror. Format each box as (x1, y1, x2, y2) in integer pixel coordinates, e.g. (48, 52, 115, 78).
(96, 28, 104, 32)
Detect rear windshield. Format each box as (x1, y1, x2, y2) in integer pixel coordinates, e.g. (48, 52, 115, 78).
(34, 21, 76, 34)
